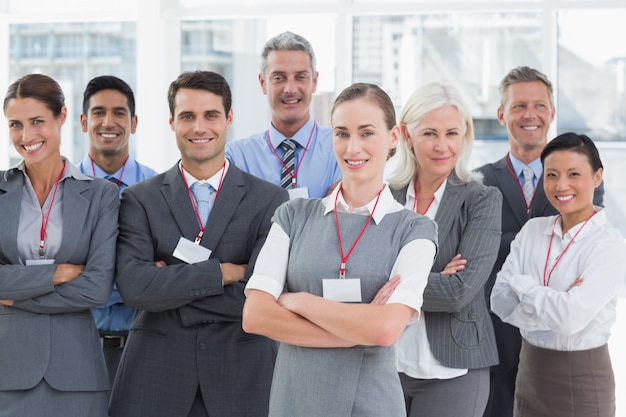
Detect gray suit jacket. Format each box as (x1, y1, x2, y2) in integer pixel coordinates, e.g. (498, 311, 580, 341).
(392, 179, 501, 369)
(110, 162, 288, 417)
(0, 168, 118, 391)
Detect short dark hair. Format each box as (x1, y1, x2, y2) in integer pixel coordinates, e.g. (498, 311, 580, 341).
(4, 73, 65, 116)
(167, 71, 232, 117)
(541, 132, 603, 172)
(82, 75, 136, 117)
(499, 66, 554, 107)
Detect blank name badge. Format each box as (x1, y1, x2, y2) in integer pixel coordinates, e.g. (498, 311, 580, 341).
(173, 236, 212, 264)
(288, 187, 309, 200)
(322, 278, 362, 302)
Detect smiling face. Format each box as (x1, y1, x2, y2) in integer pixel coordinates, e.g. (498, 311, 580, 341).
(332, 97, 399, 190)
(259, 50, 318, 137)
(543, 149, 602, 230)
(169, 88, 232, 177)
(406, 104, 465, 185)
(81, 89, 137, 157)
(498, 81, 555, 162)
(6, 97, 66, 168)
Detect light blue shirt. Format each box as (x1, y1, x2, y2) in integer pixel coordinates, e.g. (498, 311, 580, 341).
(508, 153, 542, 188)
(225, 117, 342, 198)
(77, 154, 158, 333)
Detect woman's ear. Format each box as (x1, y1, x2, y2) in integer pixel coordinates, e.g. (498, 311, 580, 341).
(593, 167, 603, 189)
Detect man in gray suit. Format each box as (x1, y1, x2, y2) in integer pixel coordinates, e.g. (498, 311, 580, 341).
(109, 71, 288, 417)
(476, 66, 603, 417)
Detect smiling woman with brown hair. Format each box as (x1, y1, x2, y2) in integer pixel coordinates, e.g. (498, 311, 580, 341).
(0, 73, 118, 417)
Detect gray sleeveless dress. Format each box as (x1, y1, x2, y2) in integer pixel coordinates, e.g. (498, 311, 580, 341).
(268, 198, 437, 417)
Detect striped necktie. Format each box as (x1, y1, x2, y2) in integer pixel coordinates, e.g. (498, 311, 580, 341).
(279, 139, 298, 189)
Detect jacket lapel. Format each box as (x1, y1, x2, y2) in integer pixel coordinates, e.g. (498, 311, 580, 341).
(201, 164, 246, 251)
(493, 156, 528, 228)
(0, 171, 24, 263)
(161, 164, 202, 243)
(55, 177, 91, 261)
(434, 181, 465, 245)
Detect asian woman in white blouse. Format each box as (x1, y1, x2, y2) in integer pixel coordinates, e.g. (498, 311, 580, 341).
(491, 132, 626, 417)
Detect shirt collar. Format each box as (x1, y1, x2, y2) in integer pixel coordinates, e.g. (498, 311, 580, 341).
(406, 177, 447, 204)
(85, 155, 138, 184)
(544, 207, 606, 240)
(179, 159, 229, 190)
(268, 116, 316, 148)
(508, 153, 542, 180)
(322, 183, 399, 224)
(15, 156, 92, 182)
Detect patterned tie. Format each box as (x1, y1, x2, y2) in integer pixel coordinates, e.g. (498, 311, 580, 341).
(191, 183, 215, 226)
(522, 166, 535, 205)
(279, 139, 298, 189)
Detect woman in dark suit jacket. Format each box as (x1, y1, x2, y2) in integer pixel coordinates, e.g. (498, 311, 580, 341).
(389, 82, 502, 417)
(0, 74, 118, 417)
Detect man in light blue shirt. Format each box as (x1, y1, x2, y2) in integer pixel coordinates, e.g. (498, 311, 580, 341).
(76, 75, 157, 385)
(226, 31, 341, 199)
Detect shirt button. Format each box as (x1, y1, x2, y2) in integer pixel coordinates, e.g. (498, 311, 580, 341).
(198, 342, 207, 351)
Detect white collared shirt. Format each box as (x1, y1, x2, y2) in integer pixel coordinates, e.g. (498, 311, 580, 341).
(491, 208, 626, 351)
(179, 159, 229, 190)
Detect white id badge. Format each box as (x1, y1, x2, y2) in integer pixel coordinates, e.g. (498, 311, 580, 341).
(288, 187, 309, 200)
(26, 259, 55, 266)
(173, 237, 212, 264)
(322, 278, 362, 302)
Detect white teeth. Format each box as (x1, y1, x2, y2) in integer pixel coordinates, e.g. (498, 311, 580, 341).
(24, 142, 43, 152)
(346, 160, 366, 166)
(556, 195, 574, 201)
(191, 139, 211, 143)
(522, 126, 538, 131)
(284, 100, 299, 104)
(101, 133, 118, 138)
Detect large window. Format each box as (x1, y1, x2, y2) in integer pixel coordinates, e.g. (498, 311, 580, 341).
(0, 2, 625, 415)
(7, 21, 136, 165)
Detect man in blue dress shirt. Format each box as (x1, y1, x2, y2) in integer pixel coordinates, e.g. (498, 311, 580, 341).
(225, 31, 341, 199)
(76, 75, 158, 385)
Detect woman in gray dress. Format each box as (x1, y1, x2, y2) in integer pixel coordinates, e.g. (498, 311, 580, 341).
(0, 74, 118, 417)
(243, 83, 437, 417)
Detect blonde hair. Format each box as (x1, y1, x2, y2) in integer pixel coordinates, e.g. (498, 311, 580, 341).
(388, 82, 481, 189)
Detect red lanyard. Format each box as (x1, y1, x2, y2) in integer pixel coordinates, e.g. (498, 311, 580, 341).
(505, 154, 534, 211)
(334, 184, 383, 279)
(267, 121, 316, 188)
(412, 180, 435, 215)
(39, 162, 66, 258)
(542, 212, 595, 286)
(90, 155, 128, 188)
(180, 163, 226, 244)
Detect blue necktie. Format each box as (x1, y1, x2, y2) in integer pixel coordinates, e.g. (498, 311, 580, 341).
(191, 183, 214, 226)
(279, 139, 298, 189)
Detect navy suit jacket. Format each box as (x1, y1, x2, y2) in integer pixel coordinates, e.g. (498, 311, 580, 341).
(110, 162, 288, 417)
